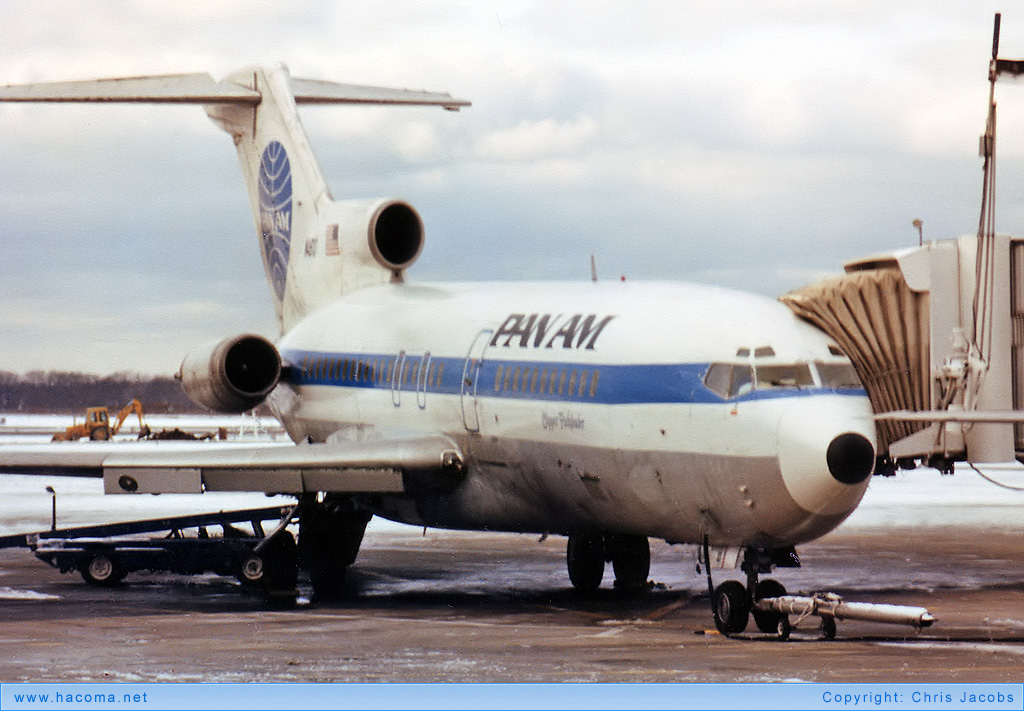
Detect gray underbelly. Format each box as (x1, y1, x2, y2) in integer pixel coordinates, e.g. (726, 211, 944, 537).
(370, 436, 851, 547)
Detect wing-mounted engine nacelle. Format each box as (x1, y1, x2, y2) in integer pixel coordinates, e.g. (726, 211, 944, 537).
(178, 334, 281, 413)
(330, 198, 424, 286)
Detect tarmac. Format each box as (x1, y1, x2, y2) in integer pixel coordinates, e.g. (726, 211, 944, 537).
(1, 522, 1022, 683)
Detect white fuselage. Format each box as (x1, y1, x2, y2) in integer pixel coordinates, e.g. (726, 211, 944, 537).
(268, 279, 876, 549)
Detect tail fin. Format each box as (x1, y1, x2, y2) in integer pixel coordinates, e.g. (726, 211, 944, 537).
(205, 65, 337, 329)
(0, 66, 468, 331)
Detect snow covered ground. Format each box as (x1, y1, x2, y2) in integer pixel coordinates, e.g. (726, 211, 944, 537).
(0, 412, 286, 441)
(842, 464, 1024, 530)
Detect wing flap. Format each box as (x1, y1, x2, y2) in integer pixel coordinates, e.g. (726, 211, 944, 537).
(201, 467, 401, 494)
(106, 465, 403, 495)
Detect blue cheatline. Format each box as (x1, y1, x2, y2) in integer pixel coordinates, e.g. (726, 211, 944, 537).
(282, 348, 867, 406)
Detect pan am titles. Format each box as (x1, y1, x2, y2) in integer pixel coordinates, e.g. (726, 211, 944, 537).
(490, 313, 615, 350)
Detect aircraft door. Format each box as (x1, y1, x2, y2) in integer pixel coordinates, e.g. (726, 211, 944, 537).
(416, 351, 431, 409)
(461, 329, 492, 432)
(391, 351, 406, 407)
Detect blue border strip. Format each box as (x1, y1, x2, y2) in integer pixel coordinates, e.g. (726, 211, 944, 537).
(2, 682, 1020, 710)
(281, 348, 866, 406)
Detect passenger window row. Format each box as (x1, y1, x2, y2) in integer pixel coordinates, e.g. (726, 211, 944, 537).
(493, 364, 600, 399)
(299, 354, 609, 401)
(303, 355, 381, 384)
(301, 355, 445, 389)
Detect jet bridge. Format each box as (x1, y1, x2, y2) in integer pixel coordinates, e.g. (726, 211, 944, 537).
(782, 234, 1024, 469)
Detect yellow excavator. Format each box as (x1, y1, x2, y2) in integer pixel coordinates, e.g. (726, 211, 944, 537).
(52, 399, 151, 442)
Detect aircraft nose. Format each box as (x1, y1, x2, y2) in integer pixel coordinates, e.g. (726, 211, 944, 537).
(775, 401, 875, 526)
(826, 432, 874, 484)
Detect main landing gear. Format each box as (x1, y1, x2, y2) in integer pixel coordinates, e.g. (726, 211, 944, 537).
(228, 495, 372, 604)
(566, 532, 651, 592)
(297, 494, 371, 601)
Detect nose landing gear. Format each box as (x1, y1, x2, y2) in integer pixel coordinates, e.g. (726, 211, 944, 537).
(701, 536, 935, 639)
(711, 579, 753, 635)
(752, 578, 791, 638)
(704, 538, 796, 639)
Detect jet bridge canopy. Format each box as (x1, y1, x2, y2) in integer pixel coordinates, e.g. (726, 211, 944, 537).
(781, 266, 930, 454)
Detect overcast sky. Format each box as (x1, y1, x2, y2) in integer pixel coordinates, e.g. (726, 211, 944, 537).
(4, 1, 1024, 375)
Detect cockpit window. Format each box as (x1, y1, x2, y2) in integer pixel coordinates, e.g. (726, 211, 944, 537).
(755, 364, 814, 389)
(703, 363, 731, 397)
(703, 363, 754, 398)
(816, 362, 861, 389)
(705, 361, 822, 398)
(732, 365, 753, 396)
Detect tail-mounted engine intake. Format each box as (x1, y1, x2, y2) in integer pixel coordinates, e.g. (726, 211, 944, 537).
(326, 198, 425, 289)
(368, 200, 424, 272)
(178, 334, 281, 413)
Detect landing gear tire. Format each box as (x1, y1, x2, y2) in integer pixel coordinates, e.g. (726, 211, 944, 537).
(79, 550, 125, 586)
(712, 580, 750, 635)
(752, 578, 788, 634)
(236, 553, 265, 588)
(775, 615, 792, 641)
(567, 534, 605, 592)
(607, 534, 650, 591)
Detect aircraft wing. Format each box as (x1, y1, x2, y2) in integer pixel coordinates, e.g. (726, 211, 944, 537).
(0, 437, 463, 495)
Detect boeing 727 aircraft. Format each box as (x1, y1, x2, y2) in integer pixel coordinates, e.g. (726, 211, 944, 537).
(0, 65, 883, 637)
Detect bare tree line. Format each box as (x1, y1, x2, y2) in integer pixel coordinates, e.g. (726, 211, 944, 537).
(0, 371, 202, 414)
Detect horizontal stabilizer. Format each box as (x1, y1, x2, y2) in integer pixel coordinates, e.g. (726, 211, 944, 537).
(0, 69, 469, 110)
(291, 77, 469, 110)
(0, 73, 260, 103)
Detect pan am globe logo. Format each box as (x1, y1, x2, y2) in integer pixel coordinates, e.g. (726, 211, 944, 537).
(258, 140, 292, 301)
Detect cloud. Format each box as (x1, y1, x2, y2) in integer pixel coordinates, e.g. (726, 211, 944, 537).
(473, 116, 599, 162)
(1, 1, 1023, 375)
